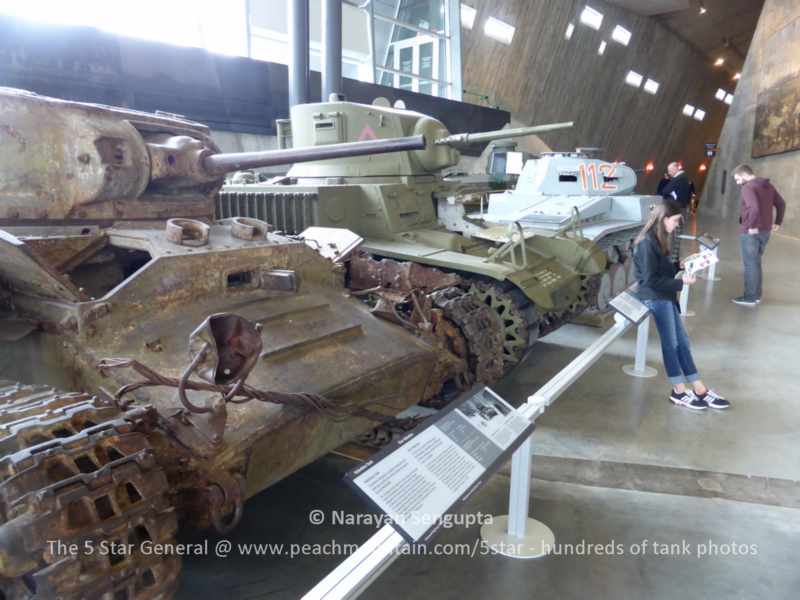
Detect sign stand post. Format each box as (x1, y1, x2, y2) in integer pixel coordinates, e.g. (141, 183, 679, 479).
(480, 436, 555, 558)
(679, 282, 695, 318)
(622, 316, 658, 378)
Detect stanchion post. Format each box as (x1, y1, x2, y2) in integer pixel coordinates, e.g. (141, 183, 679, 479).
(480, 436, 555, 559)
(623, 316, 658, 378)
(679, 281, 695, 318)
(706, 244, 720, 282)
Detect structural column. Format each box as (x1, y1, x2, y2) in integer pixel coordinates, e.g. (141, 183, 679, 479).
(289, 0, 310, 107)
(322, 0, 343, 100)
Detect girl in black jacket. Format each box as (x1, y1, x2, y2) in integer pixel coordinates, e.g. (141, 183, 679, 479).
(633, 202, 729, 410)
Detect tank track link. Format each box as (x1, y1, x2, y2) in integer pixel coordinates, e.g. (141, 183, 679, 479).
(0, 380, 180, 600)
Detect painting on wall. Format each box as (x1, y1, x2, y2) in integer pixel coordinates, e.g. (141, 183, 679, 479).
(752, 72, 800, 158)
(752, 15, 800, 159)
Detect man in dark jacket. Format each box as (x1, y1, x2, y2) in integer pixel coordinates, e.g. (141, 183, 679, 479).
(661, 162, 691, 264)
(731, 164, 787, 306)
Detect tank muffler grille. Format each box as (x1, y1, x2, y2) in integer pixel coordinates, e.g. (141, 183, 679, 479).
(216, 191, 319, 234)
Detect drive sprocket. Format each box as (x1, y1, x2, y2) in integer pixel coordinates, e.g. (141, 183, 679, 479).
(467, 281, 540, 370)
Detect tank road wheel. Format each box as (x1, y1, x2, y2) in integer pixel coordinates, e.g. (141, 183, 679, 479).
(0, 380, 180, 600)
(467, 281, 540, 371)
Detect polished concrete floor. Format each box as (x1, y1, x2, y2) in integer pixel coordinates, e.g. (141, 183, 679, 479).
(178, 215, 800, 599)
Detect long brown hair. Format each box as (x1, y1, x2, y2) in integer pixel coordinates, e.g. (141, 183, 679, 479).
(635, 201, 682, 255)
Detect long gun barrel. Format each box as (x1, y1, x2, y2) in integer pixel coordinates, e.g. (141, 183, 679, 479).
(204, 136, 425, 176)
(434, 122, 574, 147)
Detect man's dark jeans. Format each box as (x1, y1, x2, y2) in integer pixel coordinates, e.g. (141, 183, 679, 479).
(740, 232, 770, 301)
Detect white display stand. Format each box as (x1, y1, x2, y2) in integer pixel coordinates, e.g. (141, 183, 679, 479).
(679, 283, 696, 318)
(479, 312, 634, 560)
(622, 316, 658, 378)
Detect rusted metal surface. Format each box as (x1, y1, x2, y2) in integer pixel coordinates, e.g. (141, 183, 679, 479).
(0, 381, 180, 599)
(350, 251, 461, 294)
(165, 219, 210, 247)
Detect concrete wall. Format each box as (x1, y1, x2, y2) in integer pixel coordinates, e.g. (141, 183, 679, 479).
(700, 0, 800, 237)
(461, 0, 736, 194)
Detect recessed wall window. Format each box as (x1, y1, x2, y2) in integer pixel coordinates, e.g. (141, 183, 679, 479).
(580, 6, 604, 30)
(611, 25, 631, 46)
(683, 104, 696, 116)
(598, 40, 607, 55)
(460, 4, 476, 30)
(484, 17, 515, 44)
(693, 109, 706, 121)
(625, 70, 643, 88)
(565, 22, 575, 40)
(643, 79, 660, 94)
(724, 93, 733, 105)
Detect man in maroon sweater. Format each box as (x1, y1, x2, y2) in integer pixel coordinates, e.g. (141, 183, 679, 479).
(732, 164, 787, 306)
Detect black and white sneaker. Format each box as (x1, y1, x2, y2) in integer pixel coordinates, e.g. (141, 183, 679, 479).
(697, 389, 730, 410)
(669, 390, 708, 411)
(732, 296, 758, 306)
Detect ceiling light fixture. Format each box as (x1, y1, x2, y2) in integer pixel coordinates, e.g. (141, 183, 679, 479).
(625, 70, 643, 88)
(683, 104, 696, 116)
(693, 108, 706, 121)
(733, 72, 742, 80)
(484, 17, 515, 45)
(598, 40, 607, 55)
(714, 57, 725, 67)
(460, 4, 477, 30)
(699, 3, 707, 15)
(611, 25, 632, 46)
(566, 22, 575, 40)
(715, 88, 727, 100)
(644, 79, 660, 95)
(724, 93, 734, 105)
(580, 6, 604, 31)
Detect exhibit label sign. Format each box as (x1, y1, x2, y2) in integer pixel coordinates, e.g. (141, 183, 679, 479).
(346, 386, 534, 544)
(609, 289, 649, 324)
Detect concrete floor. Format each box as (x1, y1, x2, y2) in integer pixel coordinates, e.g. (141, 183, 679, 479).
(178, 215, 800, 599)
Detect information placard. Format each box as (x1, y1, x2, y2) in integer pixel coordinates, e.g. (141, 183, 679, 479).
(609, 290, 650, 324)
(683, 248, 719, 275)
(346, 387, 534, 544)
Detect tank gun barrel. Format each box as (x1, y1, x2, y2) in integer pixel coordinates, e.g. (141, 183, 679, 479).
(204, 135, 426, 176)
(434, 122, 574, 147)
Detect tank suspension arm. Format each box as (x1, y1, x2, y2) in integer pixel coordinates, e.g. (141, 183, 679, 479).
(434, 122, 574, 147)
(203, 134, 426, 175)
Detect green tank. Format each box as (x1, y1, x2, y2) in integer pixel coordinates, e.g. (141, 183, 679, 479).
(220, 97, 606, 382)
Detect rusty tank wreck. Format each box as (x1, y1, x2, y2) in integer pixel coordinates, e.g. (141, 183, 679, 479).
(0, 88, 473, 599)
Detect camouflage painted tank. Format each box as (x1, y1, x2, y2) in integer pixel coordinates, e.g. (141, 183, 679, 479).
(220, 97, 610, 380)
(0, 88, 466, 599)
